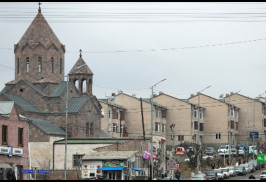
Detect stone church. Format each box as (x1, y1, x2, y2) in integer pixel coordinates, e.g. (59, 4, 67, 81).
(0, 6, 102, 138)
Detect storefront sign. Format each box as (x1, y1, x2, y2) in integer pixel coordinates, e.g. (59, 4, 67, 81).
(38, 170, 50, 174)
(13, 148, 23, 156)
(21, 169, 34, 174)
(0, 146, 10, 155)
(102, 161, 124, 167)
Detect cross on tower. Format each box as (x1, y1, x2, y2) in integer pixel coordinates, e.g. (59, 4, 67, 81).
(38, 2, 42, 12)
(79, 49, 82, 57)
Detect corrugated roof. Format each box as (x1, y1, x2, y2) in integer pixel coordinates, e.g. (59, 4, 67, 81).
(98, 99, 126, 110)
(28, 117, 66, 136)
(4, 94, 43, 113)
(142, 98, 167, 109)
(0, 101, 14, 117)
(0, 87, 6, 95)
(83, 151, 137, 160)
(55, 139, 128, 144)
(61, 97, 88, 113)
(22, 80, 46, 96)
(50, 81, 67, 97)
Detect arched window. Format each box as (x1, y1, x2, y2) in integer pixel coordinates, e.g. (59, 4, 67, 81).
(90, 123, 94, 136)
(86, 123, 89, 135)
(60, 58, 62, 74)
(26, 57, 29, 73)
(74, 80, 79, 89)
(50, 57, 54, 73)
(38, 57, 42, 73)
(81, 79, 86, 93)
(17, 58, 20, 74)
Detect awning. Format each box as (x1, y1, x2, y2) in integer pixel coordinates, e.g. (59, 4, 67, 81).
(131, 168, 143, 171)
(0, 163, 12, 169)
(98, 167, 124, 171)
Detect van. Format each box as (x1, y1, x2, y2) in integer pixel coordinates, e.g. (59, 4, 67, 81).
(249, 145, 258, 155)
(218, 145, 229, 155)
(176, 147, 186, 155)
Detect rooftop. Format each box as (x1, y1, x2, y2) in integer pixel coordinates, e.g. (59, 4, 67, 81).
(82, 151, 138, 160)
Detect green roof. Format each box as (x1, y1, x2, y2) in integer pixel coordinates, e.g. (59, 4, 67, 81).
(50, 81, 67, 97)
(61, 97, 88, 113)
(4, 94, 43, 113)
(98, 99, 126, 110)
(142, 98, 167, 109)
(28, 117, 66, 136)
(22, 80, 46, 96)
(55, 139, 128, 144)
(0, 87, 6, 95)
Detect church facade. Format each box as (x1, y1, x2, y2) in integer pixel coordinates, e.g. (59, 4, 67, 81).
(0, 7, 102, 138)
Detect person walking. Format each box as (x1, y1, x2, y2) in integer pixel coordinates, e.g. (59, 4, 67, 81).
(11, 170, 16, 180)
(175, 170, 181, 180)
(6, 169, 12, 180)
(211, 162, 215, 170)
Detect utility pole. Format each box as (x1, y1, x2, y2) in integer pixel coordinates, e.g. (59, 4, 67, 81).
(64, 74, 69, 180)
(196, 85, 212, 173)
(170, 123, 176, 156)
(150, 79, 166, 180)
(253, 98, 255, 160)
(140, 98, 145, 141)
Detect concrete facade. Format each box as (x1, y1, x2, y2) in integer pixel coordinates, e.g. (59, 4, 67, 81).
(189, 93, 239, 148)
(225, 93, 266, 145)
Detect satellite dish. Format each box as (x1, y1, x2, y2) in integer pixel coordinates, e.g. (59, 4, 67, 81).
(108, 96, 115, 102)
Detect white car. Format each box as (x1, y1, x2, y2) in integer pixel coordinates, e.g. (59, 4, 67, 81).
(240, 163, 252, 173)
(219, 168, 230, 179)
(261, 170, 266, 180)
(213, 169, 225, 179)
(226, 166, 237, 177)
(202, 154, 215, 160)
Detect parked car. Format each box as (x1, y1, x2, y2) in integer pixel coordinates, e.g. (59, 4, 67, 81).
(247, 162, 256, 173)
(191, 173, 208, 180)
(240, 163, 252, 174)
(238, 146, 247, 156)
(213, 169, 225, 179)
(220, 168, 230, 179)
(205, 171, 218, 180)
(202, 154, 215, 160)
(260, 170, 266, 180)
(234, 166, 247, 176)
(249, 160, 261, 170)
(186, 146, 194, 154)
(249, 145, 258, 155)
(226, 166, 238, 177)
(205, 147, 216, 155)
(176, 147, 186, 155)
(218, 145, 229, 155)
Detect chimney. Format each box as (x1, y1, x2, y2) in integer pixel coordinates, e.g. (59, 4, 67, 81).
(112, 93, 115, 96)
(159, 91, 164, 95)
(118, 90, 123, 94)
(226, 94, 229, 97)
(191, 94, 194, 97)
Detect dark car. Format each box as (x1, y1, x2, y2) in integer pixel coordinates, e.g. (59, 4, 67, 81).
(205, 147, 216, 155)
(186, 147, 194, 154)
(205, 171, 218, 180)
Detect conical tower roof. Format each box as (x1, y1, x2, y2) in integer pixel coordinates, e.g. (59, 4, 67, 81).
(69, 54, 93, 75)
(17, 10, 63, 49)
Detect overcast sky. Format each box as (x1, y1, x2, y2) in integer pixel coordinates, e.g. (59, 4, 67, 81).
(1, 2, 266, 99)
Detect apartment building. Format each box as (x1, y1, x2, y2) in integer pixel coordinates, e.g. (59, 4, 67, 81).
(153, 92, 205, 148)
(99, 98, 127, 138)
(110, 92, 167, 140)
(189, 93, 239, 148)
(224, 93, 265, 145)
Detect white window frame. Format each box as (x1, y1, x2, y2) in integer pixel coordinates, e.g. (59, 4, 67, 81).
(230, 108, 234, 117)
(178, 135, 184, 141)
(193, 110, 198, 118)
(215, 133, 221, 140)
(199, 111, 203, 120)
(112, 123, 117, 133)
(120, 124, 124, 136)
(235, 110, 238, 118)
(155, 122, 160, 132)
(162, 124, 166, 132)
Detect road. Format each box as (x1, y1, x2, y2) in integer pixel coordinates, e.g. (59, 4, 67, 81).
(225, 167, 265, 180)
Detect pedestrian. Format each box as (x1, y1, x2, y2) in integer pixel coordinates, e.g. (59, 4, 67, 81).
(0, 169, 3, 180)
(175, 170, 181, 180)
(211, 162, 215, 170)
(11, 170, 16, 180)
(6, 169, 12, 180)
(227, 158, 230, 166)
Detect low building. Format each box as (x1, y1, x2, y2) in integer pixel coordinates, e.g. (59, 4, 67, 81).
(0, 101, 29, 180)
(81, 151, 138, 180)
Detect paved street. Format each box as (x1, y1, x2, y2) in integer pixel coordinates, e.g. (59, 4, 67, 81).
(225, 168, 266, 180)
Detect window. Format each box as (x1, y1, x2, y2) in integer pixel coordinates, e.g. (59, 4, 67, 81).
(112, 123, 117, 132)
(60, 58, 62, 74)
(50, 57, 54, 73)
(17, 58, 20, 74)
(38, 57, 42, 72)
(155, 122, 160, 132)
(194, 121, 198, 130)
(120, 111, 125, 120)
(112, 109, 118, 119)
(235, 110, 238, 118)
(235, 122, 238, 130)
(89, 123, 94, 136)
(156, 109, 160, 118)
(200, 123, 204, 131)
(162, 124, 166, 132)
(230, 108, 234, 117)
(26, 57, 29, 73)
(18, 128, 23, 146)
(162, 110, 166, 118)
(120, 124, 124, 136)
(178, 135, 184, 141)
(199, 111, 203, 119)
(108, 110, 111, 118)
(230, 120, 234, 129)
(2, 125, 7, 144)
(264, 119, 266, 127)
(73, 154, 83, 167)
(215, 133, 221, 140)
(193, 110, 198, 117)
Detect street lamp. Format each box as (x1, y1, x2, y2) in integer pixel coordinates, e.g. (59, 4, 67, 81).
(196, 85, 212, 173)
(150, 78, 166, 180)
